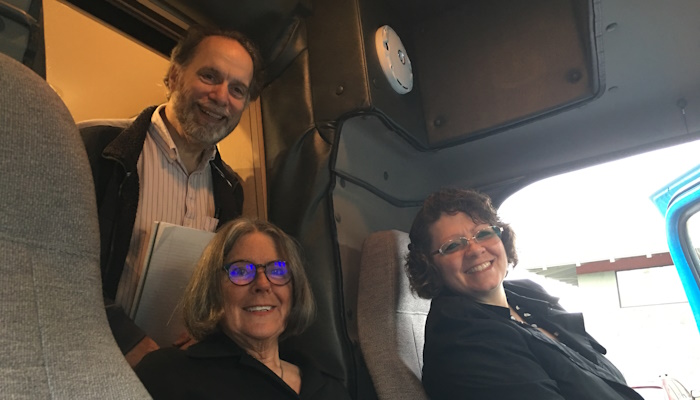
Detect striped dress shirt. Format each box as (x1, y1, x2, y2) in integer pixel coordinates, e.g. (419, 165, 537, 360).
(115, 104, 219, 316)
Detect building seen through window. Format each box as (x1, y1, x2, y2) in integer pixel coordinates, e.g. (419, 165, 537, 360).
(500, 139, 700, 392)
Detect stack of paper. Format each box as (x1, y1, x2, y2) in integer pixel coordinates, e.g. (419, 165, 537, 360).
(131, 222, 215, 347)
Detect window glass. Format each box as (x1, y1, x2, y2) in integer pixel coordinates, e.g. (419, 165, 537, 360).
(632, 387, 669, 400)
(500, 139, 700, 392)
(667, 387, 680, 400)
(617, 266, 688, 307)
(668, 378, 692, 398)
(667, 382, 683, 400)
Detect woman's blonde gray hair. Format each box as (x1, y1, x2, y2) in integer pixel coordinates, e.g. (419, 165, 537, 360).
(182, 218, 315, 340)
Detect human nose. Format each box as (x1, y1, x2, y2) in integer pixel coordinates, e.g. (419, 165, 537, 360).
(209, 83, 229, 105)
(251, 266, 272, 291)
(463, 238, 485, 256)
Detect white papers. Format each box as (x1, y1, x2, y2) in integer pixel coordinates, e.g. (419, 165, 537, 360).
(131, 221, 215, 347)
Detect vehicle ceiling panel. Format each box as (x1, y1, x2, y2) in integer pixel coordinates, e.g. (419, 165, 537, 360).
(327, 0, 700, 201)
(155, 0, 311, 60)
(409, 0, 700, 202)
(411, 0, 599, 146)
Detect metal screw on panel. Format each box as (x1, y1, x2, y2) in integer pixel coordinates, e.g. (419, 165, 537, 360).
(398, 49, 406, 65)
(335, 85, 345, 95)
(605, 22, 618, 33)
(566, 69, 582, 83)
(677, 98, 688, 116)
(433, 117, 445, 127)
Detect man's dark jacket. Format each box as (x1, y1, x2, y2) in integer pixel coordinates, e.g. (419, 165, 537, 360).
(80, 106, 244, 353)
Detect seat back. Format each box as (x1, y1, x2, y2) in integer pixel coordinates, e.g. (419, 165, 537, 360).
(357, 230, 431, 400)
(0, 53, 150, 399)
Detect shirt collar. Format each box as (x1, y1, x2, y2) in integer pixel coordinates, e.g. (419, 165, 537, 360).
(186, 332, 314, 396)
(149, 104, 218, 167)
(186, 332, 244, 359)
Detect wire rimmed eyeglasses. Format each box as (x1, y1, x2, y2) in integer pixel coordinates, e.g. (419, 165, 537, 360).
(431, 226, 503, 256)
(223, 260, 292, 286)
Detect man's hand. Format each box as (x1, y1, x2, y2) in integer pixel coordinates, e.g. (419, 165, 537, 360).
(125, 336, 160, 367)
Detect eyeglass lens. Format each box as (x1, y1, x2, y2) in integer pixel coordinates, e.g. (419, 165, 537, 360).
(436, 226, 502, 255)
(224, 260, 291, 286)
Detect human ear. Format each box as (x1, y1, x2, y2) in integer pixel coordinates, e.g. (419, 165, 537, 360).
(167, 65, 180, 89)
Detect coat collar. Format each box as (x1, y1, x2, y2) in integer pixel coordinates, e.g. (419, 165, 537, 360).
(102, 105, 158, 171)
(186, 332, 330, 398)
(101, 105, 229, 177)
(503, 279, 608, 360)
(186, 332, 245, 359)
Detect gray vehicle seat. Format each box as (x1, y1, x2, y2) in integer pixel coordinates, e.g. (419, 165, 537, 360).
(0, 53, 150, 399)
(357, 230, 431, 400)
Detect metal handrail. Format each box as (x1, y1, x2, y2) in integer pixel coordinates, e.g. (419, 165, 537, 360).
(0, 1, 38, 30)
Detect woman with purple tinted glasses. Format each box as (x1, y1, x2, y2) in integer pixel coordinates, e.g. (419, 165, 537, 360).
(134, 218, 351, 399)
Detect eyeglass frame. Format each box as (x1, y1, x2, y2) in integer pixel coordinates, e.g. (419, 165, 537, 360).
(222, 259, 292, 286)
(430, 226, 503, 256)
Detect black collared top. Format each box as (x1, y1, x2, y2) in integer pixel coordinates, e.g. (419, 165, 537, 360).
(134, 333, 351, 400)
(422, 279, 644, 400)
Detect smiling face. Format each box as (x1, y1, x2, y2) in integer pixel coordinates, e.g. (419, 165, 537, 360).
(220, 231, 292, 349)
(429, 212, 509, 305)
(167, 35, 254, 147)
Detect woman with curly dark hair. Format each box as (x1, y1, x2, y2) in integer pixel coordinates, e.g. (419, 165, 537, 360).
(406, 188, 642, 400)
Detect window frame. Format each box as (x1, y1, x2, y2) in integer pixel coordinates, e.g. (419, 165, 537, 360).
(660, 171, 700, 333)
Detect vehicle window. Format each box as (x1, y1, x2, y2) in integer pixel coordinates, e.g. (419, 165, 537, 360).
(633, 387, 671, 400)
(500, 139, 700, 392)
(667, 386, 681, 400)
(668, 378, 692, 398)
(667, 382, 684, 400)
(616, 266, 688, 307)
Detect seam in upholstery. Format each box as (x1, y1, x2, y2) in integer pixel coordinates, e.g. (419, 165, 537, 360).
(411, 322, 422, 366)
(28, 246, 55, 397)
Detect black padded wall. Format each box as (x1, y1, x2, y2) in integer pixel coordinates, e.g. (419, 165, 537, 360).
(261, 18, 370, 398)
(261, 1, 428, 398)
(262, 0, 427, 397)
